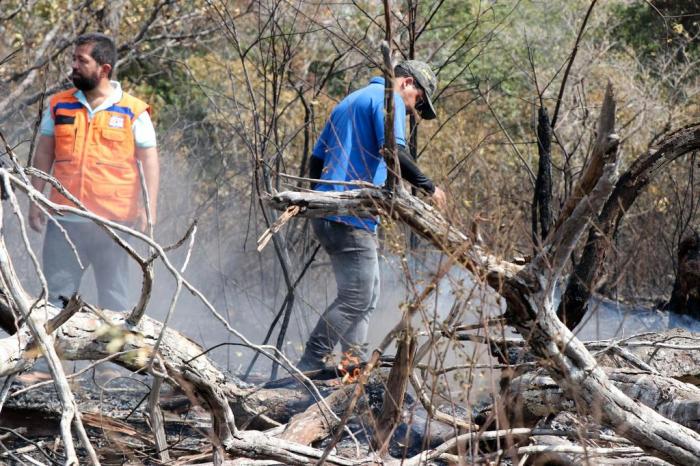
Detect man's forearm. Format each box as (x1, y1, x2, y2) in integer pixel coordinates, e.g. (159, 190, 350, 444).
(136, 147, 159, 221)
(31, 135, 56, 194)
(397, 144, 435, 194)
(308, 155, 324, 189)
(143, 159, 159, 219)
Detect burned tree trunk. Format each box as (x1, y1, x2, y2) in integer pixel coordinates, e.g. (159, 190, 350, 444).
(532, 106, 553, 245)
(667, 231, 700, 323)
(374, 330, 416, 454)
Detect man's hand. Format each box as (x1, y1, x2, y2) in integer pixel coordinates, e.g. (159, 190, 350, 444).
(431, 186, 447, 211)
(28, 203, 46, 232)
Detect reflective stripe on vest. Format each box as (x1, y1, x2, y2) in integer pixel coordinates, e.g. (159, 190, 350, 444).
(49, 89, 150, 222)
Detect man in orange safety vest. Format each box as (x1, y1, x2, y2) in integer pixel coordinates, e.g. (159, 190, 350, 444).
(28, 33, 159, 311)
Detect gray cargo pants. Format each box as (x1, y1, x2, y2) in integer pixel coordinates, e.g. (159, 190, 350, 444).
(298, 219, 380, 370)
(42, 219, 131, 310)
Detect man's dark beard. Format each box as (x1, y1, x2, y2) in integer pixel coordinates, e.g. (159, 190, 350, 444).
(72, 72, 98, 91)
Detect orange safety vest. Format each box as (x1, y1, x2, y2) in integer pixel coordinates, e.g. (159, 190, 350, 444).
(49, 89, 150, 222)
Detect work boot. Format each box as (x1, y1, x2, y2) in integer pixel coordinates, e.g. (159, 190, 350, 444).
(296, 353, 326, 372)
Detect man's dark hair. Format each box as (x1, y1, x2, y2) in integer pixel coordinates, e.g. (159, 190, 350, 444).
(394, 64, 424, 92)
(75, 33, 117, 77)
(394, 64, 411, 79)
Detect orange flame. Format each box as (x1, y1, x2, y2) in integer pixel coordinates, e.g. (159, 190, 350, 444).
(338, 352, 361, 384)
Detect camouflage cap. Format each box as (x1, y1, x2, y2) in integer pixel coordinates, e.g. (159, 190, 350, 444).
(396, 60, 438, 120)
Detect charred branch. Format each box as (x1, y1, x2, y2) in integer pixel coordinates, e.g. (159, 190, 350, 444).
(532, 106, 553, 245)
(559, 122, 700, 328)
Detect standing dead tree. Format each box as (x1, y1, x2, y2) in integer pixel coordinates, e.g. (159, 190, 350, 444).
(667, 231, 700, 320)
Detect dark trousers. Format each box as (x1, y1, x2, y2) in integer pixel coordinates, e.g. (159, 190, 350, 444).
(42, 220, 131, 310)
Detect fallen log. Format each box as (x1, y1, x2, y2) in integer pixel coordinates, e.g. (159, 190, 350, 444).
(0, 301, 391, 463)
(279, 383, 358, 445)
(590, 329, 700, 383)
(0, 301, 321, 428)
(505, 368, 700, 432)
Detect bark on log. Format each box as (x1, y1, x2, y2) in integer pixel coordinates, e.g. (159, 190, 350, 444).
(506, 368, 700, 432)
(223, 429, 376, 466)
(266, 185, 523, 286)
(0, 299, 312, 429)
(526, 434, 578, 466)
(279, 384, 358, 445)
(496, 329, 700, 383)
(590, 329, 700, 384)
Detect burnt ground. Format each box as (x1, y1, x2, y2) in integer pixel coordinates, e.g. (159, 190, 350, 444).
(1, 368, 210, 464)
(1, 365, 482, 465)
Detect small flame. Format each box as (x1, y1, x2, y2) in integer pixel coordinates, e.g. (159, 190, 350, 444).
(337, 352, 361, 384)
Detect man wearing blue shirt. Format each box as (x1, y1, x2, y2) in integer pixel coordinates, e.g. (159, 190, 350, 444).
(298, 61, 446, 371)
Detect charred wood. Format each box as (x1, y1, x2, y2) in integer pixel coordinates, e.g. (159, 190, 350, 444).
(559, 122, 700, 328)
(532, 106, 553, 245)
(666, 231, 700, 322)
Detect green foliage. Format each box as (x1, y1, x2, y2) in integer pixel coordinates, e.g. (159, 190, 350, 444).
(612, 1, 699, 63)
